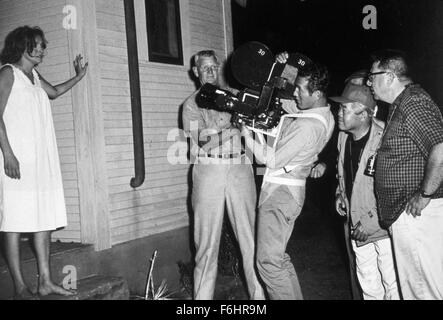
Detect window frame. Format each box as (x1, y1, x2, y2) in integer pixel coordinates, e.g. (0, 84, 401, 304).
(142, 0, 184, 66)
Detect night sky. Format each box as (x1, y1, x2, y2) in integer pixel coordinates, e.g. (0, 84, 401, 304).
(231, 0, 443, 104)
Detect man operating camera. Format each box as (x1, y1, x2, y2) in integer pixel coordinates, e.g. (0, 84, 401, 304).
(242, 53, 335, 299)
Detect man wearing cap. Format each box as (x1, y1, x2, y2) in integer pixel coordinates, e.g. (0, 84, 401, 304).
(332, 81, 399, 300)
(243, 55, 335, 299)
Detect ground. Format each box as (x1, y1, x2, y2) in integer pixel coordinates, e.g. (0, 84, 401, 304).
(212, 201, 353, 300)
(288, 208, 351, 300)
(0, 181, 353, 300)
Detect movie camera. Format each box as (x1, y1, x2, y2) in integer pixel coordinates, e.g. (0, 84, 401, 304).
(196, 42, 312, 130)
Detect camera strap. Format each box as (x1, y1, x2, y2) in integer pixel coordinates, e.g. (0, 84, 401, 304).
(263, 175, 306, 187)
(277, 113, 329, 138)
(263, 112, 330, 186)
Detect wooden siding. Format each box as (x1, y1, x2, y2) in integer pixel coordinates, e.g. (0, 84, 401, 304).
(0, 0, 81, 242)
(96, 0, 232, 245)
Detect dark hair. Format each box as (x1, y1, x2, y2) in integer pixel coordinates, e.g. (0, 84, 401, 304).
(298, 62, 330, 96)
(370, 49, 410, 80)
(0, 26, 47, 64)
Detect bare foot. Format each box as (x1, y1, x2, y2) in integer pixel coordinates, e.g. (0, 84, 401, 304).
(14, 288, 40, 300)
(38, 282, 76, 297)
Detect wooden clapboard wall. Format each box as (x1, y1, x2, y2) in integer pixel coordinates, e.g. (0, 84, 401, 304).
(0, 0, 81, 242)
(0, 0, 233, 247)
(96, 0, 233, 245)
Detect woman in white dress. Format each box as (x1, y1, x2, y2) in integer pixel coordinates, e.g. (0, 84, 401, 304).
(0, 26, 88, 299)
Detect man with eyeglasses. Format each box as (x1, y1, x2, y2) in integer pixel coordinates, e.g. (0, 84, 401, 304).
(332, 80, 399, 300)
(368, 49, 443, 300)
(182, 50, 264, 300)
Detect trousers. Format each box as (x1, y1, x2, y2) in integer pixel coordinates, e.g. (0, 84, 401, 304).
(391, 198, 443, 300)
(192, 158, 264, 300)
(343, 220, 363, 300)
(352, 238, 399, 300)
(256, 184, 304, 300)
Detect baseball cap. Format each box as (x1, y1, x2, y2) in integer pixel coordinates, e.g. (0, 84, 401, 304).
(330, 82, 376, 109)
(345, 69, 368, 85)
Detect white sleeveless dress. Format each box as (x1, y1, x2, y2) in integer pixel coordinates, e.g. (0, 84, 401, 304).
(0, 64, 67, 232)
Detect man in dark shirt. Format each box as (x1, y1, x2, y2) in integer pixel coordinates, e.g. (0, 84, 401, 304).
(368, 49, 443, 300)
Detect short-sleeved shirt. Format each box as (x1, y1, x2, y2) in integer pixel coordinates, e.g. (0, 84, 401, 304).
(182, 90, 242, 155)
(375, 84, 443, 228)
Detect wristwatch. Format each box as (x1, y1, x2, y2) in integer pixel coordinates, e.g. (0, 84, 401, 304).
(420, 189, 434, 198)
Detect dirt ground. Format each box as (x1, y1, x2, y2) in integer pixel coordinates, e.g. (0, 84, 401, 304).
(213, 179, 353, 300)
(287, 208, 352, 300)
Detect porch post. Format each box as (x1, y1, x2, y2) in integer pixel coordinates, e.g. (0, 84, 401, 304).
(67, 0, 111, 251)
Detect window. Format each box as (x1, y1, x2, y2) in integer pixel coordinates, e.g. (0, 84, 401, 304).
(145, 0, 184, 65)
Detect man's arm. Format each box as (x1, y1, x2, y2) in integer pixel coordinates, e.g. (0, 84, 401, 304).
(198, 125, 239, 153)
(183, 99, 237, 154)
(403, 99, 443, 216)
(266, 119, 322, 169)
(421, 142, 443, 194)
(243, 119, 321, 169)
(406, 142, 443, 216)
(242, 126, 269, 164)
(310, 126, 338, 178)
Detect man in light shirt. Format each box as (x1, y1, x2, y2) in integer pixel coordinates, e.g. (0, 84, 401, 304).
(242, 55, 335, 299)
(182, 50, 264, 300)
(332, 80, 399, 300)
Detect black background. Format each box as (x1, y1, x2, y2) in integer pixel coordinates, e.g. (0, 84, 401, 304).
(232, 0, 443, 105)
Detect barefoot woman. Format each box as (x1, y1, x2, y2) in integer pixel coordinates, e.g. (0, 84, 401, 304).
(0, 26, 88, 299)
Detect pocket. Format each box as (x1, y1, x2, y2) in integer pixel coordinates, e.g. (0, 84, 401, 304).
(259, 185, 305, 224)
(279, 186, 305, 223)
(424, 198, 443, 213)
(282, 198, 303, 223)
(359, 209, 382, 236)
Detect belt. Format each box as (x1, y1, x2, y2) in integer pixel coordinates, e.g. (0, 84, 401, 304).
(263, 175, 306, 186)
(205, 151, 246, 159)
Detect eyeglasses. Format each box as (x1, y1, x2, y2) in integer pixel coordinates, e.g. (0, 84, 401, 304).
(199, 65, 219, 73)
(367, 71, 388, 83)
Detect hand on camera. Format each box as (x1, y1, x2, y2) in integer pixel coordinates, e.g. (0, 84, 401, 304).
(240, 125, 252, 139)
(275, 51, 289, 64)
